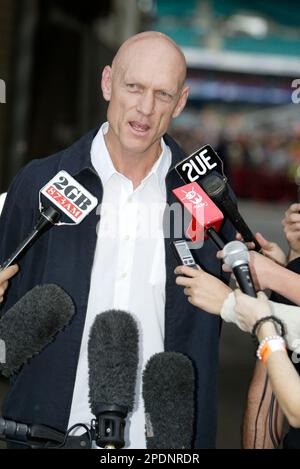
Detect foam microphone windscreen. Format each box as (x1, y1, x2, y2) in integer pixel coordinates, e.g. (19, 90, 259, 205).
(88, 310, 139, 416)
(0, 284, 75, 377)
(142, 352, 195, 449)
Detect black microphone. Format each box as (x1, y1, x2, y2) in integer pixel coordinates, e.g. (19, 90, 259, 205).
(0, 284, 75, 377)
(0, 417, 66, 448)
(0, 207, 60, 272)
(142, 352, 195, 449)
(0, 416, 92, 449)
(0, 171, 98, 273)
(200, 174, 261, 252)
(88, 310, 139, 449)
(223, 241, 257, 298)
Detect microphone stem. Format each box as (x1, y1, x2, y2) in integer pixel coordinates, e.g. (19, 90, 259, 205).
(206, 227, 225, 250)
(233, 265, 257, 298)
(0, 207, 60, 272)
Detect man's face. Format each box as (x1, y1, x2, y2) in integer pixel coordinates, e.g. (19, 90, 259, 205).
(101, 40, 189, 157)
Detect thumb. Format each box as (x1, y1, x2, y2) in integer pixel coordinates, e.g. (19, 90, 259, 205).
(234, 288, 242, 299)
(255, 232, 271, 250)
(257, 291, 268, 302)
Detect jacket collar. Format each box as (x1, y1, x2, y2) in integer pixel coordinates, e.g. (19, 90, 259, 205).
(57, 127, 187, 182)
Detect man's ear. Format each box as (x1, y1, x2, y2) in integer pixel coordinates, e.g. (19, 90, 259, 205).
(172, 85, 190, 118)
(101, 65, 112, 102)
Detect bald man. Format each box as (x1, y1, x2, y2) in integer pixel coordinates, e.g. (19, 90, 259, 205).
(0, 32, 234, 448)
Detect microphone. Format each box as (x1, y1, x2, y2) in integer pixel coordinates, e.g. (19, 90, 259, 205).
(0, 417, 66, 448)
(0, 207, 60, 272)
(172, 144, 260, 251)
(223, 240, 257, 297)
(142, 352, 195, 449)
(0, 171, 98, 273)
(172, 182, 225, 249)
(88, 310, 139, 449)
(200, 174, 261, 252)
(0, 284, 75, 377)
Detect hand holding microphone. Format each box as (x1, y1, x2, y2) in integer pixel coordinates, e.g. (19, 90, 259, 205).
(0, 265, 18, 303)
(222, 241, 257, 297)
(175, 264, 231, 314)
(236, 232, 287, 266)
(0, 171, 98, 273)
(233, 290, 273, 334)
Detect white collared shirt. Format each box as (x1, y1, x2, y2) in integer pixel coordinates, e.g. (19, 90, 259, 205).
(0, 193, 7, 215)
(68, 123, 172, 448)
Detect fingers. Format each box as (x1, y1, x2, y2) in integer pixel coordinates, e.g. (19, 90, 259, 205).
(174, 265, 201, 277)
(234, 288, 242, 299)
(175, 275, 193, 287)
(0, 265, 18, 304)
(216, 249, 223, 260)
(0, 264, 19, 282)
(254, 232, 269, 249)
(0, 280, 9, 294)
(285, 203, 300, 216)
(282, 204, 300, 224)
(284, 221, 300, 232)
(0, 280, 9, 303)
(222, 264, 232, 273)
(285, 213, 300, 223)
(257, 291, 268, 303)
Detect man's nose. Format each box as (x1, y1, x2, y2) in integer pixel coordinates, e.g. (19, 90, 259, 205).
(136, 91, 155, 116)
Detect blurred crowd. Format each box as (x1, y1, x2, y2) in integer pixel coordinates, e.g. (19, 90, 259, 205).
(171, 108, 300, 202)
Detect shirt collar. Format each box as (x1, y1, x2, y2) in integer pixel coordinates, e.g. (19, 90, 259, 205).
(91, 122, 171, 192)
(90, 122, 116, 186)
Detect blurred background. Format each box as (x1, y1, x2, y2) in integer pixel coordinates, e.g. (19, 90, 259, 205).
(0, 0, 300, 448)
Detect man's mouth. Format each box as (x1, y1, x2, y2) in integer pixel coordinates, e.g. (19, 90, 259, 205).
(129, 121, 150, 133)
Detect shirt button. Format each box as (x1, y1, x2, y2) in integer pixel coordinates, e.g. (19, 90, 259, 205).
(124, 235, 130, 241)
(121, 272, 128, 279)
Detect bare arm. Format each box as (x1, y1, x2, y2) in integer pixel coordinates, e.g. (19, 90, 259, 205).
(248, 252, 300, 305)
(242, 360, 285, 448)
(235, 291, 300, 431)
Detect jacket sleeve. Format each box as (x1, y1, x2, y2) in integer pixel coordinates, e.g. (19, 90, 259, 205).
(0, 161, 37, 314)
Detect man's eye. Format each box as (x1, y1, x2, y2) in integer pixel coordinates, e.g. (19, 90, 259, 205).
(158, 91, 171, 100)
(127, 84, 138, 91)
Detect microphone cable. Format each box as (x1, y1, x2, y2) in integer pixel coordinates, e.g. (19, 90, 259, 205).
(0, 422, 92, 449)
(253, 372, 269, 449)
(253, 377, 280, 449)
(268, 393, 281, 449)
(53, 423, 92, 449)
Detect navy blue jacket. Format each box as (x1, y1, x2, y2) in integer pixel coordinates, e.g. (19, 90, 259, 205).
(0, 129, 234, 448)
